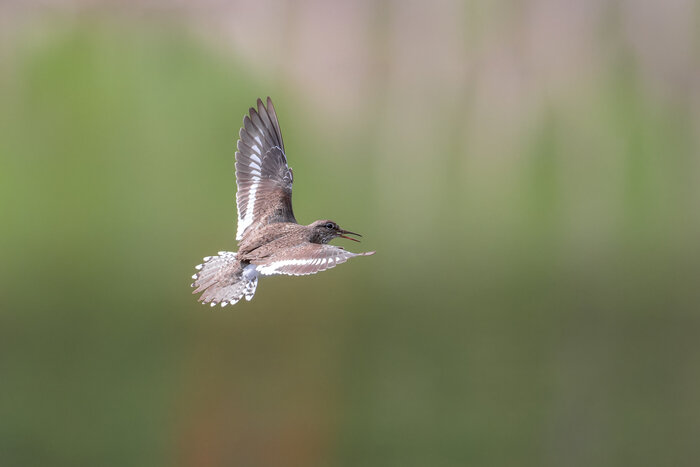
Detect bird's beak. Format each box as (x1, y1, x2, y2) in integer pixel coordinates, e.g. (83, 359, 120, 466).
(339, 229, 362, 242)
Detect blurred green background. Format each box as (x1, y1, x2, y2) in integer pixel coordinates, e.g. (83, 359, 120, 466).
(2, 2, 700, 466)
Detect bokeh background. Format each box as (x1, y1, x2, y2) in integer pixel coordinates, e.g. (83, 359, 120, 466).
(2, 1, 700, 466)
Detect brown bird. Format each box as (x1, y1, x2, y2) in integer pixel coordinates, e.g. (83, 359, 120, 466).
(191, 97, 375, 307)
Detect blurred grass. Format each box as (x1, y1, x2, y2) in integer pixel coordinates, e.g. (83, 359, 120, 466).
(1, 17, 700, 467)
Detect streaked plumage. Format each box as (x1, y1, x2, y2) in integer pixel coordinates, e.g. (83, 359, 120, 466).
(191, 98, 374, 307)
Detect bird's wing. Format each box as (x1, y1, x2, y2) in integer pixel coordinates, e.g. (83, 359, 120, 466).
(235, 97, 296, 241)
(252, 244, 375, 276)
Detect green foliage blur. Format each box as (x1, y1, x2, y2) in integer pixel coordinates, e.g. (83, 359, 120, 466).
(2, 12, 700, 467)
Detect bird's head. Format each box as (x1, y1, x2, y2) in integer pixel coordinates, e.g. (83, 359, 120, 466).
(309, 220, 362, 244)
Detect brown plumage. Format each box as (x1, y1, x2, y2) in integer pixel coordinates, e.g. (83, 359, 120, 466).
(191, 98, 374, 307)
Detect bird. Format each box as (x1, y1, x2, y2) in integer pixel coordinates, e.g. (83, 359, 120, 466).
(191, 97, 375, 307)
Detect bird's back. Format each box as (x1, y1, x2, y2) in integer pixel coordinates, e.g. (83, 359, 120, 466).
(237, 222, 309, 259)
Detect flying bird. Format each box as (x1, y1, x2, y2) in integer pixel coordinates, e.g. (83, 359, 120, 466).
(191, 97, 375, 307)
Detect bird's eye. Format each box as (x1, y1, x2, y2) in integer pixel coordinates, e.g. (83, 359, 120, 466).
(325, 223, 335, 229)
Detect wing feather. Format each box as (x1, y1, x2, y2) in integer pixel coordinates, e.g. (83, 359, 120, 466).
(253, 244, 375, 276)
(235, 97, 295, 241)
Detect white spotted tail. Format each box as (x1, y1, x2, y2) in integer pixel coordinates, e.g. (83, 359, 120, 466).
(191, 252, 259, 307)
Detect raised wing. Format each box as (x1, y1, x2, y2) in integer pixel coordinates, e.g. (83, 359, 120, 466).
(252, 244, 375, 276)
(235, 97, 295, 241)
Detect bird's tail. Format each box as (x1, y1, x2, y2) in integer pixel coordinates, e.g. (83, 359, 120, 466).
(191, 252, 259, 307)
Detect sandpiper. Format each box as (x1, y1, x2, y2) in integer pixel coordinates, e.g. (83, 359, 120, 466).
(191, 97, 375, 307)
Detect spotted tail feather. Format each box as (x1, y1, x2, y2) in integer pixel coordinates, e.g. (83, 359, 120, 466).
(243, 269, 258, 301)
(191, 252, 259, 307)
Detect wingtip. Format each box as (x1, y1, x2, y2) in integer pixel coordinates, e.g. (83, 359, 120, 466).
(254, 97, 274, 115)
(257, 98, 268, 117)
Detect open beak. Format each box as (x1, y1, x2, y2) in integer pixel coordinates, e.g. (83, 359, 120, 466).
(339, 229, 362, 242)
